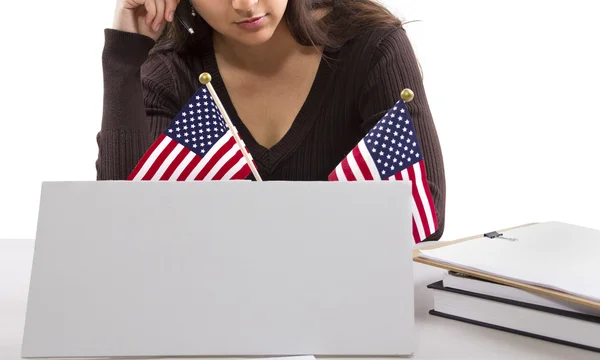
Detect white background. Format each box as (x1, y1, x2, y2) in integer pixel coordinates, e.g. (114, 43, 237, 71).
(0, 0, 599, 241)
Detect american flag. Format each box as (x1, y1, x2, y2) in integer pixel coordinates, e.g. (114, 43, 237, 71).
(128, 85, 253, 181)
(328, 98, 438, 243)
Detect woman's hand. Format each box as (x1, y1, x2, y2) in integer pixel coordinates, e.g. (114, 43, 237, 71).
(112, 0, 180, 41)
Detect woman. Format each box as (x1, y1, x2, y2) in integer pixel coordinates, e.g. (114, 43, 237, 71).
(97, 0, 446, 240)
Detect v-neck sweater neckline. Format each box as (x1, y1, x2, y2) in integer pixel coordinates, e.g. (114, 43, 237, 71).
(199, 37, 335, 171)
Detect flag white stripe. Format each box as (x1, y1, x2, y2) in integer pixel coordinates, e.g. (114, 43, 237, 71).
(413, 162, 436, 233)
(170, 151, 196, 181)
(184, 132, 233, 180)
(131, 136, 171, 180)
(334, 165, 347, 181)
(204, 139, 242, 180)
(358, 141, 382, 180)
(150, 143, 186, 180)
(346, 151, 364, 180)
(412, 196, 425, 241)
(221, 155, 249, 180)
(400, 169, 425, 241)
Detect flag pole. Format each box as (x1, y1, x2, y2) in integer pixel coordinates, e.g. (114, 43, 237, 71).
(199, 72, 262, 181)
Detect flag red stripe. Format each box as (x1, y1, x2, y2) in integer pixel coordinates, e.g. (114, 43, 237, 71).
(231, 163, 251, 180)
(177, 155, 201, 181)
(412, 218, 419, 244)
(352, 146, 374, 180)
(341, 157, 356, 181)
(419, 161, 438, 227)
(387, 172, 421, 243)
(407, 164, 431, 237)
(141, 140, 178, 180)
(127, 133, 166, 180)
(213, 148, 244, 180)
(328, 169, 339, 181)
(392, 170, 427, 243)
(194, 136, 236, 180)
(160, 147, 191, 180)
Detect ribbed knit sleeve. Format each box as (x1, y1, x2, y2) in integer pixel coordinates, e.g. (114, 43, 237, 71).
(357, 28, 446, 241)
(96, 29, 179, 180)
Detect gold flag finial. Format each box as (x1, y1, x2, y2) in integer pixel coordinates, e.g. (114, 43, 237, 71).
(199, 72, 212, 85)
(400, 88, 414, 102)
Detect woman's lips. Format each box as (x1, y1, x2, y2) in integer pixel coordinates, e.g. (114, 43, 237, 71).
(235, 15, 266, 30)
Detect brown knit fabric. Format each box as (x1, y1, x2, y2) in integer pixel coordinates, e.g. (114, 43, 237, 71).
(97, 26, 446, 241)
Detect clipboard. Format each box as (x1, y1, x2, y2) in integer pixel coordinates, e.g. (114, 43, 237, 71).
(413, 223, 600, 311)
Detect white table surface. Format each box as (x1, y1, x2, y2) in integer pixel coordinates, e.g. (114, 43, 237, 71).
(1, 239, 596, 360)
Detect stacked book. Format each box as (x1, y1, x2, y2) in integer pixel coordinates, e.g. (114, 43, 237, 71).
(428, 271, 600, 352)
(414, 221, 600, 352)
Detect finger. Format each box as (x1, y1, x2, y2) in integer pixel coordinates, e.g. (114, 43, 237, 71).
(144, 0, 157, 27)
(164, 0, 180, 22)
(153, 0, 165, 31)
(123, 0, 146, 9)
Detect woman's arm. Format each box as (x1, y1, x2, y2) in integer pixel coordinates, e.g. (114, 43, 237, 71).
(357, 27, 446, 241)
(96, 29, 179, 180)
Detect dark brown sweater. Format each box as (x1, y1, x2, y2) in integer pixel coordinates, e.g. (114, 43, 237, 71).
(97, 26, 446, 241)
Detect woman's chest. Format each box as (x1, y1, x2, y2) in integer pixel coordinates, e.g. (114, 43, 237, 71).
(229, 83, 313, 149)
(223, 64, 320, 150)
(246, 102, 365, 181)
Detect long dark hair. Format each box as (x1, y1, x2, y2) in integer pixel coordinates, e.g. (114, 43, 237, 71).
(153, 0, 403, 54)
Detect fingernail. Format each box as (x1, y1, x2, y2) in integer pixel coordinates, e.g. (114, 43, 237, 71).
(168, 12, 174, 21)
(154, 22, 161, 31)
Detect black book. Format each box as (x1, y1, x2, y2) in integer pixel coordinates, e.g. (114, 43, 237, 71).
(427, 280, 600, 353)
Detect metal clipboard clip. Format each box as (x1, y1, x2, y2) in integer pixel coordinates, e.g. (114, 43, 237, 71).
(484, 231, 518, 241)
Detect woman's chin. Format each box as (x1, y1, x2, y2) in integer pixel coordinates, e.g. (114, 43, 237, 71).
(228, 31, 275, 47)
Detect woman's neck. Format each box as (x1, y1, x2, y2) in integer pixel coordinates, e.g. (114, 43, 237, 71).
(213, 21, 319, 76)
